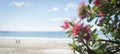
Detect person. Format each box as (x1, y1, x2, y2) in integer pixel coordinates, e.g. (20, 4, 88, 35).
(16, 39, 20, 44)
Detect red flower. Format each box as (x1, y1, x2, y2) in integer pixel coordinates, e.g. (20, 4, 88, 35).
(94, 0, 101, 7)
(78, 1, 89, 19)
(72, 24, 80, 36)
(72, 24, 79, 36)
(61, 20, 69, 30)
(79, 1, 85, 7)
(72, 23, 84, 36)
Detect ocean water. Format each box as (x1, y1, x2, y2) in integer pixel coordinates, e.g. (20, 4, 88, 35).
(0, 31, 68, 38)
(0, 31, 107, 39)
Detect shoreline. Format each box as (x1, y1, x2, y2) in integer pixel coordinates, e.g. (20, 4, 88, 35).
(0, 37, 72, 43)
(0, 36, 71, 40)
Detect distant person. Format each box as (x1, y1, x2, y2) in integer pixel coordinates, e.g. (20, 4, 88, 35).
(16, 39, 20, 44)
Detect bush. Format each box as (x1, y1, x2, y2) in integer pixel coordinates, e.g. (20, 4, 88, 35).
(61, 0, 120, 54)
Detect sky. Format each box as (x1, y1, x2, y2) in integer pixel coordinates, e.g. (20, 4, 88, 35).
(0, 0, 84, 31)
(0, 0, 91, 31)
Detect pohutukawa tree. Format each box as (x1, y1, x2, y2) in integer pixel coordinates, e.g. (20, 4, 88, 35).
(61, 0, 120, 54)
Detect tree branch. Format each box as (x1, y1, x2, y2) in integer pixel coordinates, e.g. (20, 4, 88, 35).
(82, 39, 97, 54)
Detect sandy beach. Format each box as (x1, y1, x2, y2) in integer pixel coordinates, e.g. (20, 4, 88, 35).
(0, 37, 74, 54)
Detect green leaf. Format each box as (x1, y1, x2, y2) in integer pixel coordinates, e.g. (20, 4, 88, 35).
(92, 45, 100, 50)
(68, 34, 72, 37)
(69, 22, 73, 26)
(92, 33, 98, 40)
(89, 0, 92, 4)
(66, 30, 72, 34)
(87, 16, 94, 22)
(88, 5, 91, 10)
(92, 6, 98, 11)
(66, 30, 72, 37)
(97, 49, 103, 54)
(95, 18, 98, 24)
(92, 29, 97, 33)
(68, 43, 75, 48)
(68, 43, 82, 53)
(114, 14, 118, 24)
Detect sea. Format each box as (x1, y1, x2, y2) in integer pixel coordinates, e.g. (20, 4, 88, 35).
(0, 31, 107, 39)
(0, 31, 68, 38)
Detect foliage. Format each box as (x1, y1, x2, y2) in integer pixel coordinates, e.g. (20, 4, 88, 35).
(61, 0, 120, 54)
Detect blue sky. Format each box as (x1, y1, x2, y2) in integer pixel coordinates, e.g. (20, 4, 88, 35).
(0, 0, 87, 31)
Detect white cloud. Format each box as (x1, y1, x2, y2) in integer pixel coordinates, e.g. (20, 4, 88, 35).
(9, 2, 29, 7)
(51, 17, 70, 21)
(64, 8, 68, 11)
(64, 3, 77, 11)
(52, 7, 59, 11)
(49, 7, 59, 12)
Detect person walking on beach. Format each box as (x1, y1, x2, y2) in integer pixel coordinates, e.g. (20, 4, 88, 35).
(16, 39, 20, 44)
